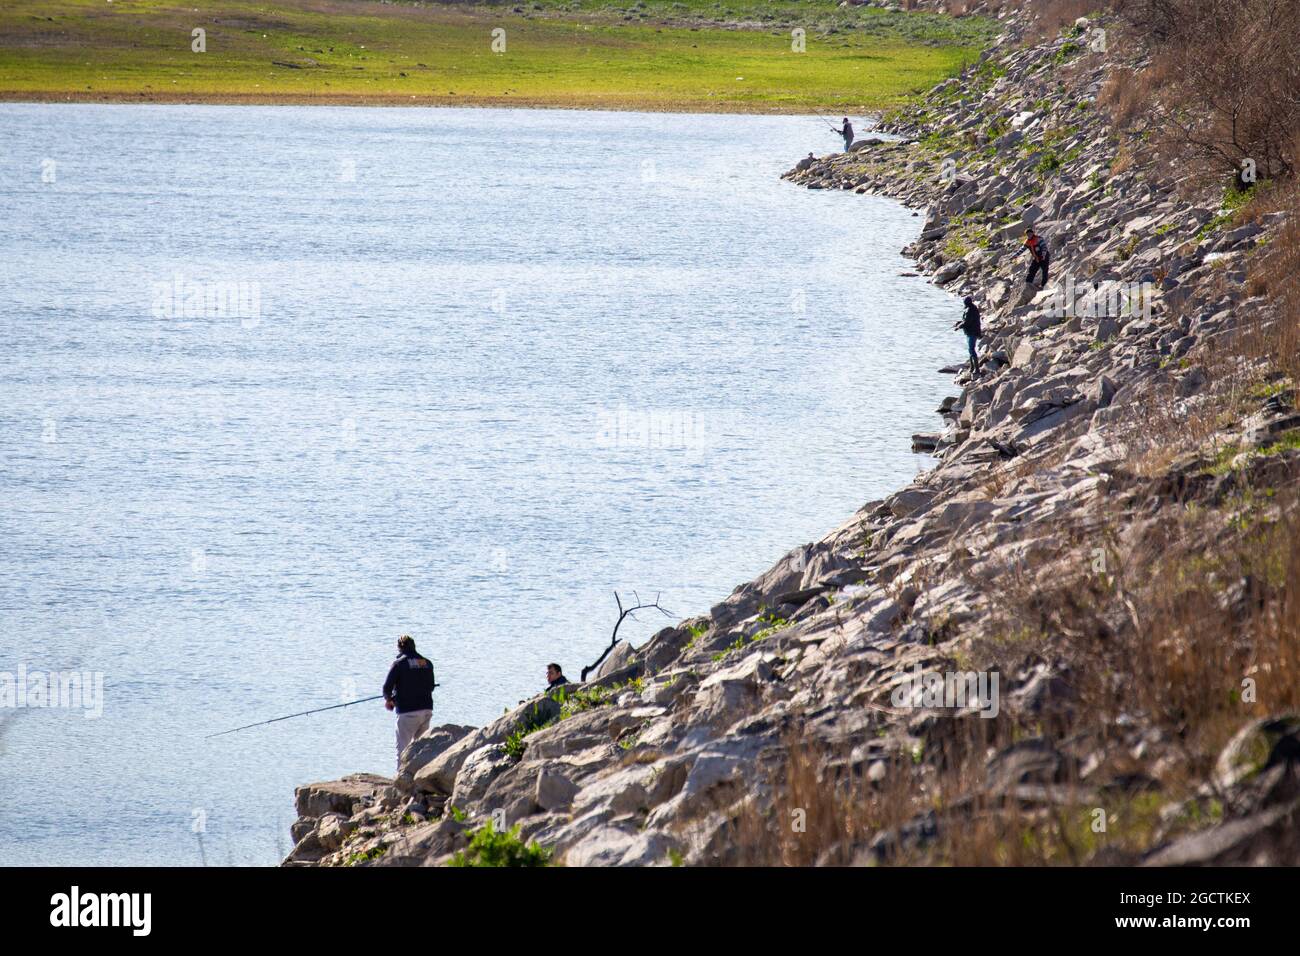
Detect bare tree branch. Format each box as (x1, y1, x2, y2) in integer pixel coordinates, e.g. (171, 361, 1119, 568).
(580, 590, 674, 682)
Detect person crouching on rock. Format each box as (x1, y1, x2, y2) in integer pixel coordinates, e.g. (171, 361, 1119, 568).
(546, 663, 569, 691)
(956, 296, 982, 375)
(1023, 227, 1049, 288)
(383, 635, 436, 765)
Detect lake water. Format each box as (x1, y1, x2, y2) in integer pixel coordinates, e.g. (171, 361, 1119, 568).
(0, 103, 957, 866)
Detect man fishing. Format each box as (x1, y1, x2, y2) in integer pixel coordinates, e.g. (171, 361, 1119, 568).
(1023, 227, 1050, 288)
(955, 295, 982, 375)
(383, 634, 436, 763)
(833, 116, 854, 151)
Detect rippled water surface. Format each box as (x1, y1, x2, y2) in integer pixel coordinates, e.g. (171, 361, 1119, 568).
(0, 104, 958, 865)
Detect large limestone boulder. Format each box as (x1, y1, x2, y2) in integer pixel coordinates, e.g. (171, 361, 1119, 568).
(535, 767, 580, 812)
(414, 729, 494, 796)
(449, 743, 515, 810)
(559, 826, 644, 867)
(374, 817, 470, 867)
(396, 723, 475, 791)
(797, 544, 858, 590)
(591, 640, 636, 681)
(638, 624, 692, 673)
(316, 812, 357, 851)
(294, 773, 390, 820)
(689, 653, 773, 731)
(571, 766, 654, 818)
(413, 696, 561, 796)
(710, 544, 814, 629)
(559, 826, 683, 867)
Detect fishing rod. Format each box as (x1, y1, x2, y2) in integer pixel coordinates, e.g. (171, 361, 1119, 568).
(204, 686, 441, 739)
(812, 107, 848, 133)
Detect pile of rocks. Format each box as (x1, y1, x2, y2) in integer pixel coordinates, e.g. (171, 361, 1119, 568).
(287, 11, 1300, 866)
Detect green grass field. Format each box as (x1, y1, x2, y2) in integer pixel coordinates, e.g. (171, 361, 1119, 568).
(0, 0, 996, 111)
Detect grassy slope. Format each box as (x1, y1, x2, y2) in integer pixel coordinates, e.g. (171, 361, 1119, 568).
(0, 0, 997, 111)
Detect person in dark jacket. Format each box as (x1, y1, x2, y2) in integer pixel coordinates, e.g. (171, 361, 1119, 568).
(834, 117, 854, 151)
(546, 663, 569, 691)
(957, 296, 982, 374)
(383, 635, 436, 763)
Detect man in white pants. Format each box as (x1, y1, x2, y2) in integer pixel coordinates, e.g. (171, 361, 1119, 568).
(383, 635, 436, 765)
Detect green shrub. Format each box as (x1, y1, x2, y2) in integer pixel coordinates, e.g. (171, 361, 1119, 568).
(1054, 41, 1081, 63)
(558, 684, 616, 718)
(448, 822, 553, 867)
(344, 844, 388, 866)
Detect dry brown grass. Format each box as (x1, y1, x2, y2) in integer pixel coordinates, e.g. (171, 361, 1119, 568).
(1118, 364, 1248, 480)
(1096, 66, 1144, 131)
(1114, 0, 1300, 188)
(733, 714, 1180, 866)
(729, 473, 1300, 864)
(1110, 214, 1297, 480)
(1022, 0, 1101, 39)
(725, 0, 1300, 870)
(1247, 179, 1300, 394)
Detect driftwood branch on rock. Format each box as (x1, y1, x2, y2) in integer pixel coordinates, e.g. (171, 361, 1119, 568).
(581, 591, 673, 682)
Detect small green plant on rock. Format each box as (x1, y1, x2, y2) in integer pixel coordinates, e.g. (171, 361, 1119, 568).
(684, 621, 709, 650)
(712, 636, 747, 662)
(448, 822, 552, 867)
(750, 612, 792, 642)
(557, 684, 615, 718)
(1054, 41, 1081, 63)
(503, 717, 555, 761)
(344, 844, 388, 866)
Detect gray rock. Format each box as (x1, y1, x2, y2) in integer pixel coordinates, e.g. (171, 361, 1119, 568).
(1091, 374, 1117, 408)
(294, 774, 389, 820)
(885, 487, 937, 518)
(560, 825, 643, 866)
(449, 744, 515, 810)
(317, 812, 357, 851)
(1214, 715, 1300, 792)
(397, 724, 475, 790)
(535, 767, 581, 812)
(376, 817, 469, 866)
(933, 258, 965, 285)
(283, 829, 327, 865)
(1143, 798, 1300, 866)
(591, 640, 636, 681)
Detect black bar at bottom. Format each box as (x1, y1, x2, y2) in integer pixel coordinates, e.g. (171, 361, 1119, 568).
(4, 865, 1280, 943)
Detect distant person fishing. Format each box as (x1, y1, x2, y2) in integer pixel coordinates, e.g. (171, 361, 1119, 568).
(204, 634, 441, 750)
(955, 296, 982, 375)
(833, 116, 854, 151)
(383, 634, 437, 764)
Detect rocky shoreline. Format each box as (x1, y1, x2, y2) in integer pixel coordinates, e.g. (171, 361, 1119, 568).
(286, 7, 1300, 866)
